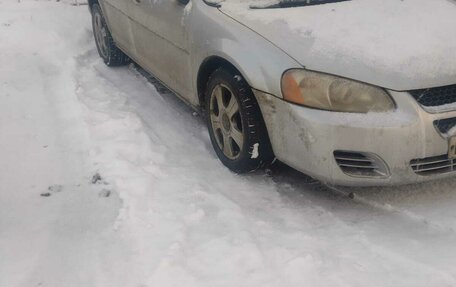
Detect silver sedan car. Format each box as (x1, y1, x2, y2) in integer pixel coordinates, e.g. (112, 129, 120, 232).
(89, 0, 456, 186)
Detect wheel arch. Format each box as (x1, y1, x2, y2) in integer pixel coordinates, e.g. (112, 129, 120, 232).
(196, 55, 276, 161)
(196, 56, 250, 110)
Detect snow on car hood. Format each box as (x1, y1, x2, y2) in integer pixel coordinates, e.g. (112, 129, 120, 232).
(219, 0, 456, 91)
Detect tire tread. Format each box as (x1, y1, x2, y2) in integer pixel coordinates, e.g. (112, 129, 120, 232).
(205, 67, 274, 173)
(91, 4, 130, 67)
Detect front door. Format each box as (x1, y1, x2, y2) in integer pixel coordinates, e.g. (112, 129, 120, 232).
(129, 0, 194, 103)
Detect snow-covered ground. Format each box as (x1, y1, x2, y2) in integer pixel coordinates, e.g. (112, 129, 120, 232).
(1, 1, 456, 286)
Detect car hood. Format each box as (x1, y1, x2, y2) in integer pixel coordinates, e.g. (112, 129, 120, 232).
(219, 0, 456, 91)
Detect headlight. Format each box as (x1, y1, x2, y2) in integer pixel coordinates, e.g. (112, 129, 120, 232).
(281, 69, 395, 113)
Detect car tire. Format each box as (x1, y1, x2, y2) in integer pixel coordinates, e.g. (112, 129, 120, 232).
(205, 67, 274, 173)
(91, 4, 129, 66)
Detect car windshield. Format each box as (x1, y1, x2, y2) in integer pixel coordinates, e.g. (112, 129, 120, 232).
(205, 0, 350, 8)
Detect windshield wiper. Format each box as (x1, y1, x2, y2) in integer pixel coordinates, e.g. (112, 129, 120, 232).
(251, 0, 350, 9)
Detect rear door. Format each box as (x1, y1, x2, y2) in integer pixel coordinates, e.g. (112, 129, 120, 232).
(129, 0, 194, 103)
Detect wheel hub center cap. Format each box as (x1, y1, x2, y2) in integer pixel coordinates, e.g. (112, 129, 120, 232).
(221, 113, 231, 131)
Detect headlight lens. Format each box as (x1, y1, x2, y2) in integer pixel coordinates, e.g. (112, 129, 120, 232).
(281, 69, 395, 113)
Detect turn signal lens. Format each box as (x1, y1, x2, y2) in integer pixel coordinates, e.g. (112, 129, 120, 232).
(281, 72, 305, 105)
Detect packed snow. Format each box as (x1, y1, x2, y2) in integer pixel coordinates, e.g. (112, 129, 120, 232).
(2, 1, 456, 287)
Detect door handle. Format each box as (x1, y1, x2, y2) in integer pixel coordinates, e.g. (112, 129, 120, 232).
(132, 0, 141, 4)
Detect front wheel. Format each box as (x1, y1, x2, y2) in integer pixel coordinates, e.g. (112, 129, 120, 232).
(205, 68, 274, 173)
(91, 4, 129, 66)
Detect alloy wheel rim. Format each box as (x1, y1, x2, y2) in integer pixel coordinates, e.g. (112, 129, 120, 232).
(209, 84, 244, 160)
(94, 13, 108, 58)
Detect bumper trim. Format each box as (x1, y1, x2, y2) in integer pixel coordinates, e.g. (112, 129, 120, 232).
(334, 151, 390, 179)
(410, 154, 456, 176)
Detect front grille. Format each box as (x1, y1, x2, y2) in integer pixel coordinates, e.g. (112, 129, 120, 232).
(409, 84, 456, 107)
(434, 117, 456, 135)
(410, 154, 456, 176)
(334, 151, 389, 178)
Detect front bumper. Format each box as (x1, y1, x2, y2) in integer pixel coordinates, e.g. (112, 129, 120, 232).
(255, 90, 456, 186)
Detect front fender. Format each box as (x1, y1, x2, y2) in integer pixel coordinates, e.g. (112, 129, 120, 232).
(189, 1, 301, 99)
